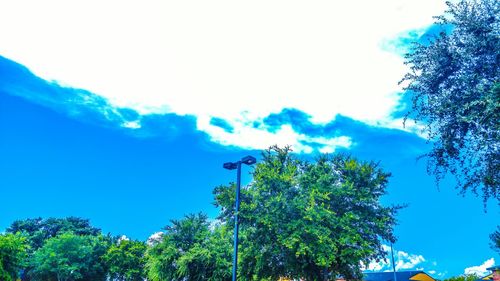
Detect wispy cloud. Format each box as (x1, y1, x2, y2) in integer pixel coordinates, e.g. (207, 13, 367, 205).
(2, 56, 428, 154)
(0, 0, 447, 152)
(0, 56, 200, 140)
(0, 55, 138, 128)
(197, 116, 352, 153)
(464, 258, 495, 276)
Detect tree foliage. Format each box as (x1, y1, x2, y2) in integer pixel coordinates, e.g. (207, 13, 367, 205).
(490, 226, 500, 254)
(400, 0, 499, 203)
(214, 146, 401, 280)
(6, 217, 101, 251)
(29, 232, 109, 281)
(0, 233, 28, 281)
(145, 213, 232, 281)
(443, 274, 480, 281)
(102, 238, 147, 281)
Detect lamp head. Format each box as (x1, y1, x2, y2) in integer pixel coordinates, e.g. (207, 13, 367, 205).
(241, 155, 256, 165)
(223, 162, 238, 170)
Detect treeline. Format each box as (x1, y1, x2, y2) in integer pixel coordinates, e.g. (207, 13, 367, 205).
(0, 215, 226, 281)
(1, 147, 401, 281)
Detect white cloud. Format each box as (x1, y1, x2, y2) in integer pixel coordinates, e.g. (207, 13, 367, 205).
(208, 218, 226, 231)
(436, 271, 447, 278)
(122, 120, 141, 129)
(361, 259, 391, 271)
(363, 245, 428, 272)
(147, 231, 164, 246)
(382, 244, 426, 270)
(395, 250, 426, 270)
(464, 258, 495, 276)
(0, 0, 446, 150)
(117, 234, 130, 244)
(197, 117, 352, 153)
(369, 118, 428, 139)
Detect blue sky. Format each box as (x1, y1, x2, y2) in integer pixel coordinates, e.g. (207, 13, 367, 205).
(0, 0, 498, 278)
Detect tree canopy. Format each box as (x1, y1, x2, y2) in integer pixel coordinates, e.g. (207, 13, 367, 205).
(214, 146, 401, 280)
(490, 226, 500, 254)
(102, 238, 147, 281)
(400, 0, 499, 204)
(145, 213, 232, 281)
(29, 232, 109, 281)
(443, 274, 480, 281)
(7, 217, 101, 251)
(0, 233, 28, 281)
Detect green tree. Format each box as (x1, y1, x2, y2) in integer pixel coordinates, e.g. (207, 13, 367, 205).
(29, 233, 109, 281)
(102, 238, 147, 281)
(176, 224, 233, 281)
(490, 226, 500, 254)
(0, 233, 28, 281)
(214, 146, 401, 280)
(400, 0, 499, 203)
(444, 274, 480, 281)
(7, 217, 101, 251)
(145, 213, 232, 281)
(7, 217, 104, 281)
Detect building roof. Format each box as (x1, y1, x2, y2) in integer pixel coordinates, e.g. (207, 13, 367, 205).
(487, 265, 500, 271)
(476, 265, 500, 281)
(477, 273, 493, 281)
(364, 271, 436, 281)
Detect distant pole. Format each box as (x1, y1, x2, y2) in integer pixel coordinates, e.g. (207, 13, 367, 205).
(391, 243, 397, 281)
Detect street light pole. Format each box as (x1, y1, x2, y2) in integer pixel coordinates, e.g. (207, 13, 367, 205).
(223, 156, 256, 281)
(233, 161, 241, 281)
(391, 243, 397, 281)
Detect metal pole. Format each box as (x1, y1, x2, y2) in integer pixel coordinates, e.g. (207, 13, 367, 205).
(391, 243, 397, 281)
(232, 161, 242, 281)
